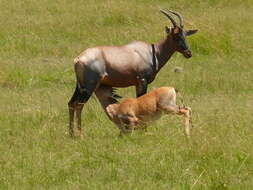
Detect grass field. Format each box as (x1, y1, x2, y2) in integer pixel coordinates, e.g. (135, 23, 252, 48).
(0, 0, 253, 189)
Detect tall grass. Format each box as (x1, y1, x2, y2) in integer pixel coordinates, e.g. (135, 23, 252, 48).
(0, 0, 253, 189)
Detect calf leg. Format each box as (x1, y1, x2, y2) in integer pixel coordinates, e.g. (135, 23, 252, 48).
(117, 123, 132, 136)
(117, 114, 139, 136)
(160, 104, 192, 137)
(179, 107, 192, 138)
(117, 123, 135, 136)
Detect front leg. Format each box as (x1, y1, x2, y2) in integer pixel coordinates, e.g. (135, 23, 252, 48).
(136, 77, 148, 97)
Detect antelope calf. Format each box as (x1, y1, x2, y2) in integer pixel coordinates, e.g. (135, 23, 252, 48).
(106, 87, 192, 137)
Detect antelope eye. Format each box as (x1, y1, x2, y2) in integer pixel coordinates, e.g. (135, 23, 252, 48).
(173, 35, 180, 41)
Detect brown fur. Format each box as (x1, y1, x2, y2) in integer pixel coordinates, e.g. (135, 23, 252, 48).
(106, 87, 192, 137)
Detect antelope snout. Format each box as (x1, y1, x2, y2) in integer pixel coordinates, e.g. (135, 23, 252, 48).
(183, 50, 192, 58)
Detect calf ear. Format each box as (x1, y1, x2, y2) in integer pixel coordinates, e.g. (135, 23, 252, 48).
(106, 104, 119, 119)
(186, 29, 198, 36)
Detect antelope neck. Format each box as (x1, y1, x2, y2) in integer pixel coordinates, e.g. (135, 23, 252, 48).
(154, 35, 176, 71)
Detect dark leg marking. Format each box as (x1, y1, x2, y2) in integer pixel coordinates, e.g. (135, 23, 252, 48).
(136, 77, 148, 97)
(68, 72, 102, 138)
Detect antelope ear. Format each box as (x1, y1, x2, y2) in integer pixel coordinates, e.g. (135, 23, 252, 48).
(186, 29, 198, 36)
(165, 26, 172, 34)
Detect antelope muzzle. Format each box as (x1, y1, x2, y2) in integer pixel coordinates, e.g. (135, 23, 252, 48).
(183, 49, 192, 58)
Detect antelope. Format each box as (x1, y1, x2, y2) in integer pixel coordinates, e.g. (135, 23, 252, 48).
(106, 87, 192, 137)
(68, 9, 197, 138)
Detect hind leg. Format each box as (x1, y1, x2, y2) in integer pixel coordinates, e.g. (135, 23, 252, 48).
(179, 107, 192, 138)
(68, 76, 101, 138)
(68, 107, 75, 137)
(161, 104, 192, 137)
(95, 85, 119, 119)
(76, 103, 84, 139)
(68, 85, 79, 137)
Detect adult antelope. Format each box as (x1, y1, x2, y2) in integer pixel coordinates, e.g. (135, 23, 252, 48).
(68, 9, 197, 138)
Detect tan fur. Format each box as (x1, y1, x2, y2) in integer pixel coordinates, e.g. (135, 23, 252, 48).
(106, 87, 192, 137)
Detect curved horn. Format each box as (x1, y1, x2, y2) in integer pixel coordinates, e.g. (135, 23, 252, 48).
(166, 9, 184, 28)
(160, 9, 177, 27)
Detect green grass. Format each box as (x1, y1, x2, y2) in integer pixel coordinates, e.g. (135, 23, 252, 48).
(0, 0, 253, 189)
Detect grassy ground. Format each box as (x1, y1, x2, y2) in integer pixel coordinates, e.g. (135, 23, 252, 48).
(0, 0, 253, 189)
